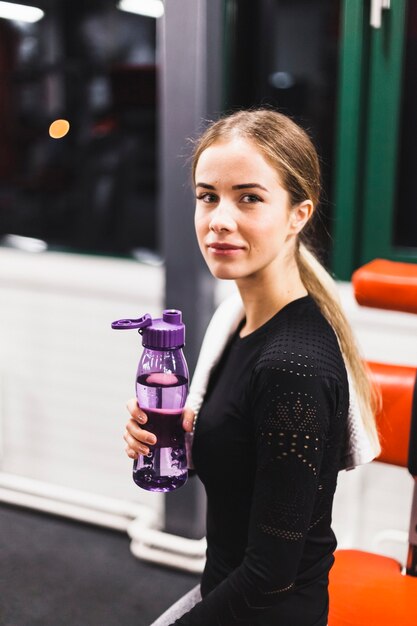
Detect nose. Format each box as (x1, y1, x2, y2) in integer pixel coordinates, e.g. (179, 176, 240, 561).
(208, 200, 237, 233)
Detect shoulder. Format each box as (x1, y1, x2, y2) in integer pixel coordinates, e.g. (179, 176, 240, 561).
(248, 300, 349, 434)
(254, 296, 347, 387)
(247, 298, 349, 452)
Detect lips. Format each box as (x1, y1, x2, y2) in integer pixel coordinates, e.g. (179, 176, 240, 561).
(207, 242, 244, 251)
(206, 242, 246, 258)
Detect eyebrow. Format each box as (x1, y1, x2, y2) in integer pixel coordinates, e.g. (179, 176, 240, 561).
(195, 182, 269, 192)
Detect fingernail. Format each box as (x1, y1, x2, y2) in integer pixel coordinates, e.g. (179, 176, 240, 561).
(137, 414, 146, 424)
(148, 435, 157, 445)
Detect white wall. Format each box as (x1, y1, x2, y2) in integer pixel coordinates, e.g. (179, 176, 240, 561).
(0, 248, 165, 521)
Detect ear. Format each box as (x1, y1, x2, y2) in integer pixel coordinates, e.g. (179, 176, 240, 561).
(289, 200, 314, 234)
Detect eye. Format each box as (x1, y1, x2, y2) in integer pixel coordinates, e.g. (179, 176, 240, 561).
(196, 192, 218, 204)
(240, 194, 263, 204)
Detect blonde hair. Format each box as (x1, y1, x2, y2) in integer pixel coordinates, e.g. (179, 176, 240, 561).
(192, 109, 380, 452)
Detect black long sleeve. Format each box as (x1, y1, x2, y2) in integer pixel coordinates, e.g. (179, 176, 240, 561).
(173, 296, 348, 626)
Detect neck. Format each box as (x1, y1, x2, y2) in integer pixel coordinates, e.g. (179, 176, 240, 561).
(236, 261, 307, 337)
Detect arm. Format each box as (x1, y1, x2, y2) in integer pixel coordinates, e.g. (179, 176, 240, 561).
(171, 367, 339, 625)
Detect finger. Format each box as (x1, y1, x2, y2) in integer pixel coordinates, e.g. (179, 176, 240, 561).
(125, 420, 157, 446)
(124, 430, 152, 456)
(126, 447, 138, 459)
(182, 407, 196, 432)
(126, 398, 148, 424)
(125, 445, 151, 459)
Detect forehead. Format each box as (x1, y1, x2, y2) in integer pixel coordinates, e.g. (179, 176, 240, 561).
(195, 138, 280, 183)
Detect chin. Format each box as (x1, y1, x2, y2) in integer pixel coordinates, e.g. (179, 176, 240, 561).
(209, 269, 236, 280)
(204, 263, 236, 280)
(214, 273, 238, 281)
(208, 265, 247, 281)
(203, 254, 252, 281)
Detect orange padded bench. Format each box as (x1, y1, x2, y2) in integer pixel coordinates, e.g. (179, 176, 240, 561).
(328, 259, 417, 626)
(352, 258, 417, 314)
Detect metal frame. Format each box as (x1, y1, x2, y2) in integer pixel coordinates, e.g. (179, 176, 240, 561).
(361, 0, 412, 265)
(407, 482, 417, 575)
(332, 0, 369, 280)
(158, 0, 225, 538)
(407, 370, 417, 575)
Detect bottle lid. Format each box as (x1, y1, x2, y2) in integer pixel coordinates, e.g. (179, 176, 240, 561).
(111, 309, 185, 349)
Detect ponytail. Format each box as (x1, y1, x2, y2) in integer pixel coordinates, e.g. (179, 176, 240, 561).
(297, 243, 381, 455)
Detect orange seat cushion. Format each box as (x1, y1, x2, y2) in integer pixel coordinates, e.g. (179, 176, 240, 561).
(367, 361, 416, 467)
(328, 549, 417, 625)
(352, 258, 417, 314)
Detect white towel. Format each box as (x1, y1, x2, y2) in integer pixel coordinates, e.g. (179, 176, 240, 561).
(186, 292, 378, 471)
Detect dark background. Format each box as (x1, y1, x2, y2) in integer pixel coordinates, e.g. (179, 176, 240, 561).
(0, 0, 157, 256)
(0, 0, 340, 261)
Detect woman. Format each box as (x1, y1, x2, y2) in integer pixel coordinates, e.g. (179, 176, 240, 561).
(124, 109, 380, 625)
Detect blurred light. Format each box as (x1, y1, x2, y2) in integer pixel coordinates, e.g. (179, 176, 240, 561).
(269, 72, 296, 90)
(117, 0, 164, 19)
(0, 1, 44, 23)
(2, 234, 47, 253)
(131, 248, 164, 266)
(49, 119, 70, 139)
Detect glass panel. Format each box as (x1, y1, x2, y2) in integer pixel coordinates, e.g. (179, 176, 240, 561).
(394, 0, 417, 248)
(0, 0, 157, 256)
(226, 0, 341, 264)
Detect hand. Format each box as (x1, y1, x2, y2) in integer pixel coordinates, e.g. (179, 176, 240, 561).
(123, 401, 196, 460)
(124, 398, 157, 460)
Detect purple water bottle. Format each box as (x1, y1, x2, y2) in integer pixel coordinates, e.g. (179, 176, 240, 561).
(112, 310, 189, 492)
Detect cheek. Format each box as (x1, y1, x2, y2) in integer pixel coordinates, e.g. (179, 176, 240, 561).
(260, 213, 291, 238)
(194, 212, 207, 245)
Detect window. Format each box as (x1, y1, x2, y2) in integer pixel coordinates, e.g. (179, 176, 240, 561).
(0, 0, 158, 257)
(332, 0, 417, 280)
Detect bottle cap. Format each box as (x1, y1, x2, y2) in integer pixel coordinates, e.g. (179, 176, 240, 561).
(111, 309, 185, 349)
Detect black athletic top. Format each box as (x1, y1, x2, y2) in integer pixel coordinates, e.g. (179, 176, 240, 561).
(173, 295, 349, 626)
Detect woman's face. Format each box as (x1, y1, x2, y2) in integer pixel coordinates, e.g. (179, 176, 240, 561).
(194, 137, 310, 284)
